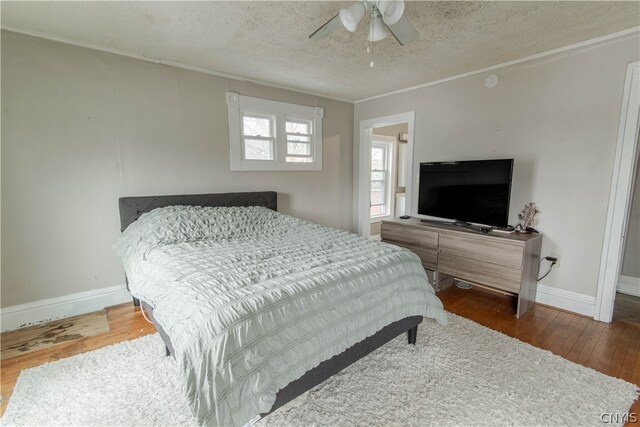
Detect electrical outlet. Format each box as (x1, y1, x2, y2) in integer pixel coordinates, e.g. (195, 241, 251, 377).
(549, 255, 560, 267)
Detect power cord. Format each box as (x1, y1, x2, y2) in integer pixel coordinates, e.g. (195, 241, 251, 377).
(139, 302, 154, 324)
(537, 256, 558, 281)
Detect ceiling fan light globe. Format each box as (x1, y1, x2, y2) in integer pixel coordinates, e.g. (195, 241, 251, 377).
(339, 2, 366, 32)
(368, 15, 390, 41)
(379, 0, 405, 26)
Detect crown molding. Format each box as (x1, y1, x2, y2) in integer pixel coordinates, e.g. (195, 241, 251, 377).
(0, 26, 354, 104)
(2, 25, 639, 105)
(354, 26, 640, 104)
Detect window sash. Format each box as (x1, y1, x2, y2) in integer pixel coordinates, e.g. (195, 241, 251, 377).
(287, 142, 311, 156)
(370, 141, 392, 218)
(241, 113, 274, 137)
(370, 177, 387, 207)
(285, 119, 313, 162)
(242, 137, 275, 161)
(241, 113, 276, 161)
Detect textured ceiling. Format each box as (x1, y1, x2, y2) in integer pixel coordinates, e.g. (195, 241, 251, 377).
(1, 1, 638, 101)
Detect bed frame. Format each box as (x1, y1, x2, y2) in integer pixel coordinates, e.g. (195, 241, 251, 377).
(118, 191, 422, 418)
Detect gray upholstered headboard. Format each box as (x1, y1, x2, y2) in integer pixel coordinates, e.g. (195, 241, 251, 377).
(118, 191, 277, 232)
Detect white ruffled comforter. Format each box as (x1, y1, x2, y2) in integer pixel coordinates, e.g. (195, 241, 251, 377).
(114, 206, 447, 426)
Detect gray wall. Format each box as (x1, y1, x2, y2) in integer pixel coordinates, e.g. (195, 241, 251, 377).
(1, 31, 354, 307)
(621, 146, 640, 278)
(354, 33, 639, 298)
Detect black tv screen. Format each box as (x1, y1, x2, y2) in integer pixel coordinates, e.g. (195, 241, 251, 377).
(418, 159, 513, 227)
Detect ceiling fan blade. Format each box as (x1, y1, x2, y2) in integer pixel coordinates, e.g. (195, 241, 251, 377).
(309, 14, 342, 40)
(386, 15, 419, 46)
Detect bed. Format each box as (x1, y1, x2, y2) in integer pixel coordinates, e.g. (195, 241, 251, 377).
(116, 191, 447, 426)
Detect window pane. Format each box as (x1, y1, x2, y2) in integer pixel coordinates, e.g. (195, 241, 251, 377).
(243, 115, 272, 137)
(371, 205, 385, 217)
(286, 121, 310, 134)
(371, 142, 391, 217)
(287, 142, 310, 155)
(371, 188, 384, 204)
(287, 135, 311, 142)
(244, 139, 273, 160)
(371, 171, 385, 181)
(371, 147, 384, 170)
(286, 157, 312, 163)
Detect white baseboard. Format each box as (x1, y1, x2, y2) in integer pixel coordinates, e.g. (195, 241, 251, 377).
(617, 275, 640, 297)
(0, 281, 611, 332)
(0, 284, 131, 332)
(535, 284, 596, 317)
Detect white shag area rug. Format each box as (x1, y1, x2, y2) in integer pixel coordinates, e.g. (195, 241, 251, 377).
(2, 314, 638, 427)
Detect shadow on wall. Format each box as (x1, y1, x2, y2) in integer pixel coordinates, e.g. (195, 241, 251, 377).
(509, 159, 535, 225)
(278, 193, 291, 214)
(371, 222, 382, 235)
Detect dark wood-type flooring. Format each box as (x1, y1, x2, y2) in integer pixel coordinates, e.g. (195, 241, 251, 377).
(1, 286, 638, 423)
(614, 292, 640, 325)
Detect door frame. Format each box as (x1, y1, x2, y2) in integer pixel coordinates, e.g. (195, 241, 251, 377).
(357, 111, 415, 237)
(594, 61, 640, 322)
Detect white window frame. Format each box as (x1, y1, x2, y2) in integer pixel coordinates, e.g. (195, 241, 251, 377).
(284, 118, 314, 163)
(370, 137, 395, 220)
(226, 92, 323, 171)
(240, 112, 276, 161)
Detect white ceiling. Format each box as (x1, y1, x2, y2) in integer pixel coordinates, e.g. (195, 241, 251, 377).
(2, 1, 638, 102)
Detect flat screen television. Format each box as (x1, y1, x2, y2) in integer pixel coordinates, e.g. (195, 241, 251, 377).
(418, 159, 514, 227)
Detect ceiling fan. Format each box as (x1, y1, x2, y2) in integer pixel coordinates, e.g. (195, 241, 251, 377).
(309, 0, 419, 49)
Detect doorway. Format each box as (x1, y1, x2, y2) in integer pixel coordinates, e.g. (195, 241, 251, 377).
(358, 112, 415, 238)
(369, 125, 409, 238)
(613, 142, 640, 325)
(594, 62, 640, 323)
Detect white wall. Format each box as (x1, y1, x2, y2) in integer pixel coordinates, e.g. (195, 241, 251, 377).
(354, 33, 640, 298)
(1, 31, 354, 307)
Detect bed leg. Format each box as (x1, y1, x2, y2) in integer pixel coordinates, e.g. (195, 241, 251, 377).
(132, 297, 140, 307)
(407, 326, 418, 345)
(165, 346, 171, 357)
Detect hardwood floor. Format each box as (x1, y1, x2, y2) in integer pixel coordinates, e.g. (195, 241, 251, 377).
(614, 292, 640, 325)
(0, 303, 156, 416)
(1, 310, 110, 360)
(438, 285, 640, 424)
(1, 288, 638, 423)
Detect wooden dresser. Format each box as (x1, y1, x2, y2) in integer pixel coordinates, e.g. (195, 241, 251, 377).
(381, 218, 543, 318)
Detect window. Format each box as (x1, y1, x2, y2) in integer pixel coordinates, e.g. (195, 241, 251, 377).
(285, 119, 313, 163)
(241, 113, 275, 160)
(370, 139, 393, 218)
(226, 92, 323, 171)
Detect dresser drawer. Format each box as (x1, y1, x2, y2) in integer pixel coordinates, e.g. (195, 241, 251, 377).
(381, 223, 438, 249)
(438, 253, 522, 294)
(384, 240, 437, 269)
(439, 232, 524, 269)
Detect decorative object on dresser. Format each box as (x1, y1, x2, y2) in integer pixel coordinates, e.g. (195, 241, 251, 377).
(381, 218, 542, 317)
(515, 202, 540, 233)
